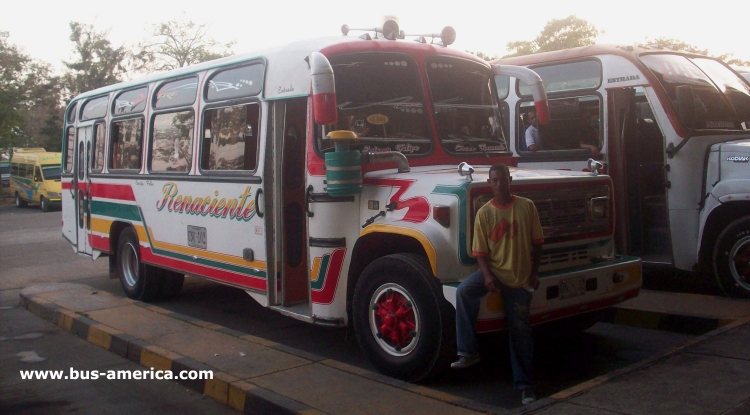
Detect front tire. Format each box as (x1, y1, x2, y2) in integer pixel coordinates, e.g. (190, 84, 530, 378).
(352, 254, 455, 382)
(15, 193, 27, 208)
(40, 196, 50, 212)
(116, 227, 162, 301)
(713, 216, 750, 298)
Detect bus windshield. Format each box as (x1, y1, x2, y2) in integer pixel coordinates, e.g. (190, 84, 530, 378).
(42, 165, 61, 180)
(640, 54, 750, 129)
(319, 52, 432, 156)
(426, 56, 508, 155)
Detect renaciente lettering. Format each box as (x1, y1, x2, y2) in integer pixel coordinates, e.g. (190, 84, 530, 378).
(156, 182, 256, 221)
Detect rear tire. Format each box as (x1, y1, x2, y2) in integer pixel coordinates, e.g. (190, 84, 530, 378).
(352, 254, 455, 382)
(40, 196, 50, 212)
(713, 216, 750, 298)
(116, 227, 162, 301)
(15, 193, 27, 208)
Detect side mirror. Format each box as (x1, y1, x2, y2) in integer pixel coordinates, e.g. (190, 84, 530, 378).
(310, 52, 338, 125)
(675, 85, 696, 130)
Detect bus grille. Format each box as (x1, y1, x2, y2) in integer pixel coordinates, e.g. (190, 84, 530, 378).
(515, 185, 610, 242)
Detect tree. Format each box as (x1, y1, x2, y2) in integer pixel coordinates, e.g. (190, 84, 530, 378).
(63, 22, 128, 100)
(0, 31, 64, 153)
(466, 50, 500, 62)
(131, 16, 235, 74)
(505, 15, 601, 57)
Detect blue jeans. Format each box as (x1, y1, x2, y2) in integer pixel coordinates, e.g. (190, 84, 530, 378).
(455, 269, 533, 390)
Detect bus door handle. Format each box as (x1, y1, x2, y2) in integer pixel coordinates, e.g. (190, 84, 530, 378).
(255, 188, 264, 218)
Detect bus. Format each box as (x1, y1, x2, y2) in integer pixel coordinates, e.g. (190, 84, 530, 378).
(9, 148, 62, 212)
(61, 21, 641, 381)
(494, 45, 750, 298)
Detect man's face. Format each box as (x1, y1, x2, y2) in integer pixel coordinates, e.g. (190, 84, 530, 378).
(528, 111, 538, 127)
(488, 168, 512, 198)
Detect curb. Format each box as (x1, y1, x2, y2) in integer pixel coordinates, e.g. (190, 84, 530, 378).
(18, 292, 323, 415)
(19, 289, 511, 415)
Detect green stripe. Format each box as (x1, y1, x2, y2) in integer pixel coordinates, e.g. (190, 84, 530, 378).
(432, 182, 474, 265)
(310, 255, 330, 290)
(91, 200, 141, 221)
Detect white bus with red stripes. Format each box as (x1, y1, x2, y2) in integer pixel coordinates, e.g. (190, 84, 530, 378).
(62, 20, 641, 381)
(495, 46, 750, 298)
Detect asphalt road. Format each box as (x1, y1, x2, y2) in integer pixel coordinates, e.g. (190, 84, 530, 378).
(0, 203, 705, 411)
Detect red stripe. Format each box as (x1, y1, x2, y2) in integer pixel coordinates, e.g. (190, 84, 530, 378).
(140, 247, 266, 291)
(90, 183, 136, 201)
(475, 287, 640, 333)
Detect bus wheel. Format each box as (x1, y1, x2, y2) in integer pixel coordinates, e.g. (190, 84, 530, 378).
(352, 254, 455, 382)
(116, 227, 161, 302)
(15, 193, 27, 208)
(157, 270, 184, 300)
(40, 197, 50, 212)
(713, 216, 750, 298)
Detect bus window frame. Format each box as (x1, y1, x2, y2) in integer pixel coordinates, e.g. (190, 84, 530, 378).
(113, 85, 150, 117)
(63, 125, 76, 174)
(515, 91, 605, 161)
(108, 115, 146, 173)
(80, 95, 110, 122)
(153, 76, 199, 111)
(91, 121, 107, 173)
(517, 58, 603, 98)
(203, 60, 266, 103)
(197, 99, 263, 177)
(148, 108, 196, 175)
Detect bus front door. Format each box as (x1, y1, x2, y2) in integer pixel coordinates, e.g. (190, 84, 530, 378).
(74, 126, 93, 256)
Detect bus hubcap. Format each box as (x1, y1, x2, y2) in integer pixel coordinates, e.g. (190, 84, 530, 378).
(121, 243, 139, 287)
(369, 283, 419, 357)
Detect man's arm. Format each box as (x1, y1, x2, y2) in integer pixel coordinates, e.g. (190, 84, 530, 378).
(477, 256, 501, 293)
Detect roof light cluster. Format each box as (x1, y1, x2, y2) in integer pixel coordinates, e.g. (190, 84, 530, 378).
(340, 19, 456, 46)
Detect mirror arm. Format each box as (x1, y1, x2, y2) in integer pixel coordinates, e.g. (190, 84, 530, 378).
(666, 130, 692, 159)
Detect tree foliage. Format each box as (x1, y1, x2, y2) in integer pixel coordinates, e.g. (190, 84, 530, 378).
(131, 16, 235, 74)
(505, 15, 601, 57)
(0, 31, 64, 153)
(62, 22, 127, 100)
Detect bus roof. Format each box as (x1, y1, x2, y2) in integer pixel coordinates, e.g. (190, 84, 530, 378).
(495, 44, 713, 66)
(71, 35, 480, 104)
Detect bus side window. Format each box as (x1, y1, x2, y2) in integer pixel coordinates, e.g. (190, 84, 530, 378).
(110, 118, 144, 170)
(201, 103, 259, 172)
(64, 127, 75, 173)
(150, 110, 194, 172)
(92, 123, 106, 171)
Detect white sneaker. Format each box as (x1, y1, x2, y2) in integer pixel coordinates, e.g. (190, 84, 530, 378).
(522, 388, 536, 405)
(450, 354, 481, 369)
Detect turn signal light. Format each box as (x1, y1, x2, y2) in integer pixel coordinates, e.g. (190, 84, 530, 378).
(433, 205, 450, 228)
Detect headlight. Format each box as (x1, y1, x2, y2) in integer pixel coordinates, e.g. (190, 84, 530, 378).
(588, 196, 609, 220)
(48, 192, 61, 198)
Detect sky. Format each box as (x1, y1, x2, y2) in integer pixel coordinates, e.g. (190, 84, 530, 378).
(1, 0, 747, 76)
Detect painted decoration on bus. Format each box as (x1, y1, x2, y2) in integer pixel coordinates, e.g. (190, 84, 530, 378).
(156, 182, 257, 221)
(311, 248, 346, 304)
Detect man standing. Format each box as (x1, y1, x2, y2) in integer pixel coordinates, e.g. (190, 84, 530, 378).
(524, 109, 542, 151)
(451, 163, 544, 405)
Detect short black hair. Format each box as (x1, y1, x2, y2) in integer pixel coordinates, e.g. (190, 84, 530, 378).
(489, 163, 510, 177)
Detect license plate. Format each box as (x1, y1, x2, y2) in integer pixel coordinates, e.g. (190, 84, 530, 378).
(187, 226, 207, 249)
(559, 276, 586, 299)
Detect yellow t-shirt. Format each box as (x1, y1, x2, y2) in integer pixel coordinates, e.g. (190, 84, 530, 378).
(472, 196, 544, 288)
